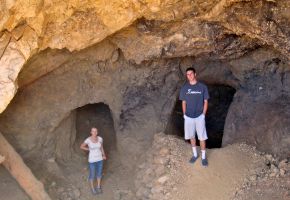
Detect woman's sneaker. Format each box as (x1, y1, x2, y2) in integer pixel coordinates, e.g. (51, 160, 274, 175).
(91, 188, 97, 195)
(96, 187, 102, 194)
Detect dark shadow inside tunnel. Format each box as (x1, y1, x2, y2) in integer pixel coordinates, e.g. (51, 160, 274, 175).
(72, 103, 133, 199)
(74, 103, 117, 158)
(165, 85, 236, 148)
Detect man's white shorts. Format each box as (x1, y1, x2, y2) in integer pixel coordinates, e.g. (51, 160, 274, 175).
(184, 114, 208, 141)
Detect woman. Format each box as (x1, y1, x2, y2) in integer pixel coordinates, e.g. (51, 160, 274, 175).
(80, 127, 107, 195)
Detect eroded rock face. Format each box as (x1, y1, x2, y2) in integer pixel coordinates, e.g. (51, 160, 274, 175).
(0, 0, 290, 160)
(0, 0, 195, 113)
(224, 91, 290, 158)
(0, 41, 182, 162)
(1, 0, 290, 113)
(223, 49, 290, 157)
(0, 33, 243, 162)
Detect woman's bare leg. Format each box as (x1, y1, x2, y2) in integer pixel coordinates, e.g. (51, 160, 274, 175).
(97, 178, 101, 188)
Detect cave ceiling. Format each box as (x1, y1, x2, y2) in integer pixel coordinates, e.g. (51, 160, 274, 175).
(0, 0, 290, 113)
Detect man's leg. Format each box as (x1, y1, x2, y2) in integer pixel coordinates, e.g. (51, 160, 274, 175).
(190, 138, 197, 158)
(200, 140, 206, 159)
(184, 116, 198, 163)
(189, 137, 198, 163)
(200, 140, 206, 150)
(200, 140, 208, 166)
(196, 114, 208, 166)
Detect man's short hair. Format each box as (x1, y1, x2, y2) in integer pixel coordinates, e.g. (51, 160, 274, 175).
(186, 67, 196, 74)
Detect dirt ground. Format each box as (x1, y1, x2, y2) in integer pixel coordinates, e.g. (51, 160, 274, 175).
(169, 148, 259, 199)
(135, 133, 290, 200)
(0, 134, 289, 200)
(167, 143, 266, 200)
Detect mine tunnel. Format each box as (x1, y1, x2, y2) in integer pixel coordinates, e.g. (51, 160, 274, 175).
(74, 103, 118, 191)
(74, 103, 117, 156)
(166, 84, 236, 148)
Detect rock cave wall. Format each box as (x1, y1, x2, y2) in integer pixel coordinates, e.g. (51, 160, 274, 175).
(0, 36, 241, 163)
(0, 40, 183, 166)
(0, 0, 290, 161)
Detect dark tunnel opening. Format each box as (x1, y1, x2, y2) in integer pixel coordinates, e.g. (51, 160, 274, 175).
(166, 85, 236, 148)
(74, 103, 117, 160)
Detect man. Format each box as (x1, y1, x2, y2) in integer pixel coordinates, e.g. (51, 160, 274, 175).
(179, 67, 209, 167)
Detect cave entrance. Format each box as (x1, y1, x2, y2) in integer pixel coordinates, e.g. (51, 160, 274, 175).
(73, 103, 121, 198)
(75, 103, 117, 157)
(74, 102, 117, 189)
(73, 103, 134, 199)
(166, 84, 236, 148)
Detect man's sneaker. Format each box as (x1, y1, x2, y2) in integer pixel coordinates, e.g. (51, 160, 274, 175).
(202, 158, 208, 167)
(189, 155, 199, 164)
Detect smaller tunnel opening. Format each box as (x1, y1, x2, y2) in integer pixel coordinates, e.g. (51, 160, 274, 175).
(72, 103, 125, 198)
(166, 84, 236, 148)
(74, 103, 117, 158)
(74, 102, 117, 188)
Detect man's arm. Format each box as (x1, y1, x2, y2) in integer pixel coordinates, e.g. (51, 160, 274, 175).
(203, 99, 208, 115)
(182, 101, 186, 115)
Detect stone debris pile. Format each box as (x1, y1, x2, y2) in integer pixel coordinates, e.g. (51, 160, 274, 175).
(233, 143, 290, 199)
(135, 132, 185, 200)
(135, 135, 290, 200)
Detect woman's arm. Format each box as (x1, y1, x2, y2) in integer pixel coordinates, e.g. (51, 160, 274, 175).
(101, 144, 107, 160)
(80, 142, 89, 151)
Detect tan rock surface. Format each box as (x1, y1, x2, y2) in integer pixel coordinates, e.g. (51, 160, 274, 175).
(0, 0, 193, 113)
(0, 0, 290, 114)
(0, 154, 4, 163)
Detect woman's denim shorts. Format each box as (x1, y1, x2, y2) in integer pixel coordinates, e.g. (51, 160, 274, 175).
(88, 160, 103, 180)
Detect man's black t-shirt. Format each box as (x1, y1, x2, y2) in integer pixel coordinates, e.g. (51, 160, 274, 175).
(179, 82, 209, 118)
